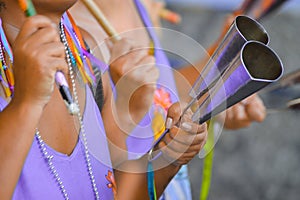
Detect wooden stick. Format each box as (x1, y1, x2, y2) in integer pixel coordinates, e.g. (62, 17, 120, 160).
(81, 0, 121, 43)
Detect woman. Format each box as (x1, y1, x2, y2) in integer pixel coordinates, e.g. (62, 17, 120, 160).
(0, 0, 207, 199)
(70, 0, 266, 199)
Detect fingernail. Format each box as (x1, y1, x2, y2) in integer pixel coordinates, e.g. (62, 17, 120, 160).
(166, 117, 173, 129)
(241, 99, 248, 105)
(237, 104, 246, 119)
(182, 122, 192, 132)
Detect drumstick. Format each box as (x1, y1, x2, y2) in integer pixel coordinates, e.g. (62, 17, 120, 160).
(81, 0, 121, 43)
(18, 0, 80, 115)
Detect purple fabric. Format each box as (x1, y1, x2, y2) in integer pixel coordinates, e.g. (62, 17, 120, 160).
(126, 0, 179, 160)
(0, 96, 7, 111)
(10, 86, 114, 200)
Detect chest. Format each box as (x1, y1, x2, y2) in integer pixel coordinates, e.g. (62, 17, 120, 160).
(12, 139, 114, 200)
(37, 81, 86, 156)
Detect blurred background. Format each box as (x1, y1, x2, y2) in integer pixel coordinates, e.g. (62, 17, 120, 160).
(160, 0, 300, 199)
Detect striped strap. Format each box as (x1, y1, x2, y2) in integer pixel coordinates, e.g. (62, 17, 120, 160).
(148, 161, 157, 200)
(200, 119, 215, 200)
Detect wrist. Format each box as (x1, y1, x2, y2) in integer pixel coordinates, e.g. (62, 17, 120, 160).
(10, 97, 44, 119)
(149, 147, 181, 173)
(115, 96, 150, 130)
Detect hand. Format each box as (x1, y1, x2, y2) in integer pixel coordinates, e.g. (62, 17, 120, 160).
(12, 15, 67, 108)
(157, 102, 208, 166)
(109, 38, 159, 126)
(220, 94, 266, 130)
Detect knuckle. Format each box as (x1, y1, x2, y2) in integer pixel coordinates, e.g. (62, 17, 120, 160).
(146, 55, 156, 64)
(169, 102, 181, 116)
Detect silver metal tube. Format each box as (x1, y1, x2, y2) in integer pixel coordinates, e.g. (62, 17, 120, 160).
(192, 41, 283, 123)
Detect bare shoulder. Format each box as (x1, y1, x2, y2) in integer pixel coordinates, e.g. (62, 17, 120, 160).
(78, 27, 111, 103)
(79, 26, 109, 62)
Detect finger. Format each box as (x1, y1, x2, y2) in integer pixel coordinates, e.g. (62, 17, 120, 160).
(158, 140, 183, 163)
(17, 15, 55, 39)
(170, 130, 207, 147)
(131, 57, 159, 83)
(225, 106, 251, 129)
(115, 49, 149, 70)
(163, 132, 192, 153)
(109, 38, 135, 62)
(46, 58, 69, 75)
(104, 38, 113, 51)
(180, 121, 207, 134)
(166, 148, 199, 165)
(126, 48, 150, 64)
(225, 107, 234, 121)
(28, 26, 60, 45)
(165, 117, 173, 129)
(39, 42, 66, 58)
(232, 104, 251, 128)
(166, 102, 181, 126)
(159, 138, 201, 165)
(175, 153, 197, 165)
(232, 103, 249, 121)
(246, 96, 266, 122)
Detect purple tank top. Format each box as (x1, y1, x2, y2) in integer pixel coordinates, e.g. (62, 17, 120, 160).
(0, 97, 7, 112)
(0, 86, 114, 200)
(126, 0, 179, 160)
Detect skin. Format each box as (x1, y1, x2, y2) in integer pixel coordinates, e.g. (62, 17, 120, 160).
(0, 0, 77, 199)
(0, 0, 207, 199)
(79, 10, 208, 200)
(76, 0, 266, 130)
(70, 1, 266, 198)
(71, 1, 209, 199)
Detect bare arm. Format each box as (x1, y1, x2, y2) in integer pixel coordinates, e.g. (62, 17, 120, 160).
(114, 103, 207, 199)
(0, 16, 68, 199)
(113, 156, 180, 200)
(81, 31, 207, 198)
(0, 95, 43, 199)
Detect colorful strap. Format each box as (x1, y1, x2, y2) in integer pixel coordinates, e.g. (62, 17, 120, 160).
(200, 119, 215, 200)
(147, 161, 158, 200)
(62, 12, 109, 86)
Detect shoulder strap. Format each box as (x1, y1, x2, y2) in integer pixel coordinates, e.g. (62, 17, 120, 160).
(0, 96, 8, 111)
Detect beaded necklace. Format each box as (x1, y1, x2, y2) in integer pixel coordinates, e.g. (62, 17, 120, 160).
(0, 19, 14, 97)
(34, 17, 100, 200)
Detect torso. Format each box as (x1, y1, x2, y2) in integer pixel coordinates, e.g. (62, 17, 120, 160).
(71, 0, 179, 159)
(37, 80, 85, 156)
(2, 18, 86, 156)
(0, 12, 115, 199)
(0, 85, 115, 200)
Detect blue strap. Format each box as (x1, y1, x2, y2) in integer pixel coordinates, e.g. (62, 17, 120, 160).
(147, 161, 157, 200)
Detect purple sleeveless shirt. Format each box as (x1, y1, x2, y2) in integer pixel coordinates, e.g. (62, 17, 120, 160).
(126, 0, 179, 160)
(0, 86, 114, 200)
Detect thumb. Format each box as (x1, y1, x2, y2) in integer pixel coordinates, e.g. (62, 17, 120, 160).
(165, 102, 181, 128)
